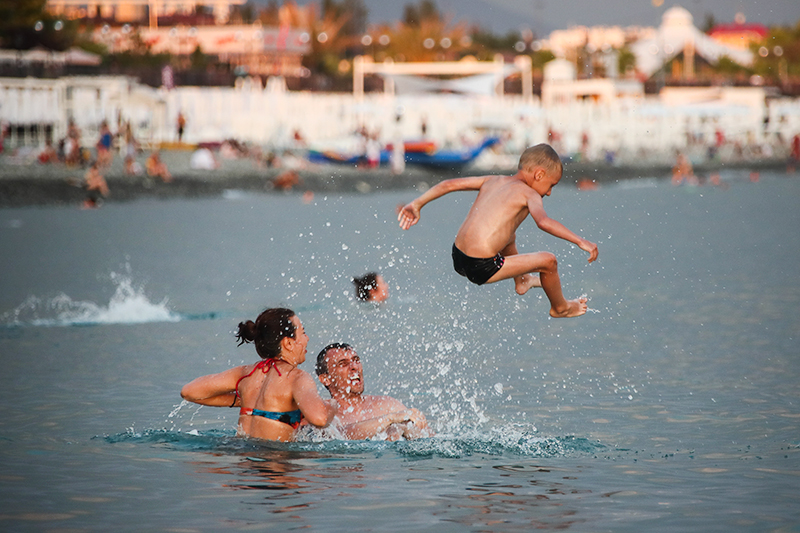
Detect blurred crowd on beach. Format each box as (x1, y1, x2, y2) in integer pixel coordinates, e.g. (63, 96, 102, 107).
(1, 103, 799, 209)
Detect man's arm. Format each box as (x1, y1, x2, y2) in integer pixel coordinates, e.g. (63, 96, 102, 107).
(396, 408, 432, 440)
(340, 409, 417, 440)
(293, 371, 338, 428)
(398, 176, 489, 230)
(339, 397, 432, 440)
(527, 194, 598, 262)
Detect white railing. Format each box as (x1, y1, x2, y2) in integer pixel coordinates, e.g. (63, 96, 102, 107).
(1, 75, 796, 163)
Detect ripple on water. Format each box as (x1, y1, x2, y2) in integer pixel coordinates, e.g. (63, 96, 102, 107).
(100, 425, 604, 459)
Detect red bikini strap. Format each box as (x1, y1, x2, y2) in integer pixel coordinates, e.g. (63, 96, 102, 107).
(233, 358, 282, 404)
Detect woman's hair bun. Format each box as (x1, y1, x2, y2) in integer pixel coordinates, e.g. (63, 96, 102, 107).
(235, 320, 257, 346)
(234, 308, 296, 359)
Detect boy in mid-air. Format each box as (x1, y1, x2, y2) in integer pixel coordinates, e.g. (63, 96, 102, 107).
(398, 143, 597, 318)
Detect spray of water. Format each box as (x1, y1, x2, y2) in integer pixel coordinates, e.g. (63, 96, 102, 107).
(1, 272, 179, 327)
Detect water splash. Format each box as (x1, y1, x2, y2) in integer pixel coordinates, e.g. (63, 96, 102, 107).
(0, 273, 179, 327)
(101, 424, 603, 459)
(393, 428, 603, 458)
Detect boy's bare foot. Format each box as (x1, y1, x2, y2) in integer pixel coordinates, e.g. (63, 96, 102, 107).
(549, 297, 588, 318)
(515, 274, 542, 295)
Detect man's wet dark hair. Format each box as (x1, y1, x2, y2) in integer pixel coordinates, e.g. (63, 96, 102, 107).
(352, 272, 379, 301)
(315, 342, 353, 376)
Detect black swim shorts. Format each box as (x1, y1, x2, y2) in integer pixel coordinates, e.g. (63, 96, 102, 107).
(452, 243, 505, 285)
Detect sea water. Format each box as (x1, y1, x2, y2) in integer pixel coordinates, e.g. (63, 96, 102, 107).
(0, 169, 798, 531)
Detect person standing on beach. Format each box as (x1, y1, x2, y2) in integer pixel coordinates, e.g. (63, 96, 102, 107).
(65, 119, 82, 167)
(38, 139, 57, 164)
(0, 121, 8, 154)
(398, 143, 598, 318)
(176, 111, 186, 143)
(365, 133, 381, 169)
(181, 308, 337, 442)
(391, 110, 405, 175)
(672, 151, 696, 186)
(789, 133, 800, 173)
(146, 150, 172, 182)
(96, 121, 114, 169)
(83, 161, 109, 208)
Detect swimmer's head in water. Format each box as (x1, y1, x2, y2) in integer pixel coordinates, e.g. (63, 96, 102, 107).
(236, 307, 296, 360)
(316, 343, 363, 395)
(352, 272, 389, 302)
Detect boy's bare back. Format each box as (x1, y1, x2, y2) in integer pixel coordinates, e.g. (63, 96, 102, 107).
(454, 175, 540, 258)
(397, 143, 597, 318)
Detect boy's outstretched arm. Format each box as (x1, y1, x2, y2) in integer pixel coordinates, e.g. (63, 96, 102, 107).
(398, 176, 488, 230)
(528, 195, 598, 262)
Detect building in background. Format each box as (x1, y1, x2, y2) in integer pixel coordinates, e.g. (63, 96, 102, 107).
(46, 0, 245, 26)
(540, 58, 644, 106)
(45, 2, 313, 79)
(631, 6, 753, 82)
(707, 13, 768, 51)
(93, 24, 311, 77)
(544, 25, 655, 60)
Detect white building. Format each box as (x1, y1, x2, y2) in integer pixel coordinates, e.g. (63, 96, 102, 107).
(92, 23, 311, 77)
(543, 25, 656, 59)
(631, 6, 753, 80)
(47, 0, 245, 25)
(540, 59, 644, 107)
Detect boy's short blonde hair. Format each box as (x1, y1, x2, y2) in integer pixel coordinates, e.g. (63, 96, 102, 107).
(518, 143, 562, 175)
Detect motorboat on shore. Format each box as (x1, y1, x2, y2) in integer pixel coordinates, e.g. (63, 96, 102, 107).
(404, 136, 500, 170)
(307, 137, 500, 171)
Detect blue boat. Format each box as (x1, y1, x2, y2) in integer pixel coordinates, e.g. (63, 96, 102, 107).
(307, 136, 501, 171)
(306, 148, 389, 166)
(404, 136, 501, 170)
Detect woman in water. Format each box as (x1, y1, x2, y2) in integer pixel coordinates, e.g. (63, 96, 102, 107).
(181, 308, 337, 441)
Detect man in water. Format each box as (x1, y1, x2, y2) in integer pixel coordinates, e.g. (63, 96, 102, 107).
(315, 343, 431, 440)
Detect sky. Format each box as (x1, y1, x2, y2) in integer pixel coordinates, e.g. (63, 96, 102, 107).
(288, 0, 800, 35)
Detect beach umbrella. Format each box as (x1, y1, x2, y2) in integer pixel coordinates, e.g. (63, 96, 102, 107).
(63, 48, 101, 66)
(23, 47, 53, 63)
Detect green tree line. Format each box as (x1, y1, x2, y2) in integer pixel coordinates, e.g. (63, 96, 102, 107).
(1, 0, 798, 89)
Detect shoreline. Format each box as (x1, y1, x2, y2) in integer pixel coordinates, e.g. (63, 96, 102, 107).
(0, 152, 790, 207)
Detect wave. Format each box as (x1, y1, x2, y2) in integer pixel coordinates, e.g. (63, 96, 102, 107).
(0, 273, 181, 327)
(100, 425, 604, 459)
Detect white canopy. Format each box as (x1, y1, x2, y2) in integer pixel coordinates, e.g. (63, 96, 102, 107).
(0, 47, 101, 66)
(631, 6, 753, 78)
(62, 47, 102, 66)
(382, 67, 515, 96)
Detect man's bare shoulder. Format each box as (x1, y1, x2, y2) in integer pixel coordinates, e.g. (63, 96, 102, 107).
(336, 395, 407, 425)
(361, 394, 407, 411)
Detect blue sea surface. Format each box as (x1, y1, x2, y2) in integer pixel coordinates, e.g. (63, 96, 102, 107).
(0, 170, 798, 531)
